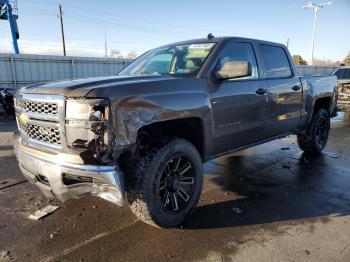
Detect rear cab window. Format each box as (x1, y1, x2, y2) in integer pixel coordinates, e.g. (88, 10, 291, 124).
(259, 44, 292, 78)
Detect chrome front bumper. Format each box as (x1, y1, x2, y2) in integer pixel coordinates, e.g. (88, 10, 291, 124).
(13, 132, 125, 206)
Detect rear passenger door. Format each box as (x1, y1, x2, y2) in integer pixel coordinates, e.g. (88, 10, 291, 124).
(258, 44, 302, 136)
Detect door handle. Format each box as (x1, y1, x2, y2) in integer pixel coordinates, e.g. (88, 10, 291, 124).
(292, 85, 302, 91)
(255, 88, 267, 95)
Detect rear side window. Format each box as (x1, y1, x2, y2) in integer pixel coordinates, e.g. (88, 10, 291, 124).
(260, 44, 292, 78)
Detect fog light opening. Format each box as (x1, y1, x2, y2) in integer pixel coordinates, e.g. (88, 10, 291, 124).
(62, 173, 93, 186)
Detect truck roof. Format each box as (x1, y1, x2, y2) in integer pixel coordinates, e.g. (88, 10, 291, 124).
(159, 36, 286, 49)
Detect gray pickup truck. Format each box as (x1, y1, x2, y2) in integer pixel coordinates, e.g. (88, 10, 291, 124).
(14, 36, 337, 228)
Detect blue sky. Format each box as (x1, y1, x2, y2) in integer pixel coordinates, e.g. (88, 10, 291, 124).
(1, 0, 349, 61)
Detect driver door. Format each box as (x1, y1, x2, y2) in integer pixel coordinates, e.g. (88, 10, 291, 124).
(210, 41, 270, 155)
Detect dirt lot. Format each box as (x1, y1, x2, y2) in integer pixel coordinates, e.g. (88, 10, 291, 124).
(1, 113, 350, 262)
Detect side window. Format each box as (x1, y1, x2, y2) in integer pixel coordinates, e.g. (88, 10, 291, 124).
(260, 44, 292, 78)
(218, 42, 259, 80)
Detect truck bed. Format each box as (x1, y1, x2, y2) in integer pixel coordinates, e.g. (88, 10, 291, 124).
(299, 75, 338, 117)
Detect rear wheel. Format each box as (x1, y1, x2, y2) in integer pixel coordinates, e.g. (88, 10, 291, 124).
(297, 108, 330, 154)
(127, 137, 203, 228)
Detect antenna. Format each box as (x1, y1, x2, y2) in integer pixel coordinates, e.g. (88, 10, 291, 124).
(207, 33, 214, 40)
(303, 1, 332, 65)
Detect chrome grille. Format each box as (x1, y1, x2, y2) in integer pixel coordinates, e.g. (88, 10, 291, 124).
(16, 98, 59, 115)
(19, 122, 61, 145)
(15, 93, 65, 149)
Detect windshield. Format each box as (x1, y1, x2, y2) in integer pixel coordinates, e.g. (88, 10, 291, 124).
(119, 43, 216, 77)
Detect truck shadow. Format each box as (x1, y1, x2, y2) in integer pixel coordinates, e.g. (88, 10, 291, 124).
(0, 118, 16, 133)
(0, 145, 13, 151)
(184, 153, 350, 230)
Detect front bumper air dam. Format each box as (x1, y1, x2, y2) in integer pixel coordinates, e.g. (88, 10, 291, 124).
(13, 132, 125, 206)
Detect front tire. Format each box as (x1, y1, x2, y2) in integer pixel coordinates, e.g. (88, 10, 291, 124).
(127, 137, 203, 228)
(297, 108, 330, 154)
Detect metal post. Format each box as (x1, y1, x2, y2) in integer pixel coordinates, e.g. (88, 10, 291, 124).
(10, 57, 17, 90)
(7, 6, 19, 54)
(303, 1, 332, 66)
(104, 25, 108, 58)
(71, 59, 75, 79)
(310, 8, 317, 66)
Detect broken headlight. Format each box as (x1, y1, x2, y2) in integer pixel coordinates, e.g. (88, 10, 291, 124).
(65, 99, 110, 159)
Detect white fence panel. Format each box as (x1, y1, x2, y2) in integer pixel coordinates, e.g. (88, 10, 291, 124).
(296, 66, 339, 76)
(0, 53, 131, 90)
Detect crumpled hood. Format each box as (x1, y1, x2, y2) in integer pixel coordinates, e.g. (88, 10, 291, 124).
(19, 75, 173, 98)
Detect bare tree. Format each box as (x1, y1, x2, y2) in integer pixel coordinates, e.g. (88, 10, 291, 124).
(127, 50, 138, 60)
(312, 58, 341, 67)
(111, 49, 122, 58)
(342, 51, 350, 66)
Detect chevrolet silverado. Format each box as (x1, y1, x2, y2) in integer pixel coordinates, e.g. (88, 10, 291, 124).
(14, 36, 337, 228)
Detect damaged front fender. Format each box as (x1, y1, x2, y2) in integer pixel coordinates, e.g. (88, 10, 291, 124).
(85, 77, 213, 160)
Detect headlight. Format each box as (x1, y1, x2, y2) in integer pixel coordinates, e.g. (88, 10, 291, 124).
(65, 99, 109, 154)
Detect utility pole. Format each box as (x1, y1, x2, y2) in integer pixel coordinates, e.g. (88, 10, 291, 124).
(104, 24, 108, 58)
(303, 1, 332, 65)
(286, 38, 289, 49)
(58, 4, 66, 56)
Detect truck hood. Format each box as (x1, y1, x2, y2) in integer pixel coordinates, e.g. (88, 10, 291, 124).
(19, 75, 174, 97)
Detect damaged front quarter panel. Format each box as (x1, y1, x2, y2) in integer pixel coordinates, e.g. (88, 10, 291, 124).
(85, 77, 213, 161)
(114, 96, 164, 150)
(111, 96, 197, 158)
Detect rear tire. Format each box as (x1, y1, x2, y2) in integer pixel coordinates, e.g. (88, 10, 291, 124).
(127, 137, 203, 228)
(297, 108, 330, 154)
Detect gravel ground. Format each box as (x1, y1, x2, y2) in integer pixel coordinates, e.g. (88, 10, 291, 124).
(0, 113, 350, 262)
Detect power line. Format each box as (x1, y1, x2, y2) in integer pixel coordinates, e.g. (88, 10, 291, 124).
(63, 11, 195, 39)
(61, 4, 210, 33)
(20, 0, 210, 33)
(18, 8, 195, 40)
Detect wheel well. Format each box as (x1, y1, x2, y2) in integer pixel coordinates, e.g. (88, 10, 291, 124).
(137, 118, 205, 160)
(314, 97, 331, 113)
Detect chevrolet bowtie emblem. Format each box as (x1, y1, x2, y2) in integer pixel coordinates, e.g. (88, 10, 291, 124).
(18, 113, 29, 125)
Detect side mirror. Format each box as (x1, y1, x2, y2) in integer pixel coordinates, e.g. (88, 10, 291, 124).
(215, 61, 252, 80)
